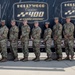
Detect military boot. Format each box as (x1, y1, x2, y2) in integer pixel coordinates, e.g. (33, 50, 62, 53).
(32, 57, 37, 61)
(14, 57, 18, 62)
(1, 57, 7, 62)
(64, 56, 70, 60)
(57, 57, 62, 61)
(45, 57, 52, 61)
(34, 57, 40, 62)
(70, 56, 74, 61)
(20, 58, 25, 61)
(0, 57, 4, 61)
(22, 57, 28, 62)
(44, 57, 49, 61)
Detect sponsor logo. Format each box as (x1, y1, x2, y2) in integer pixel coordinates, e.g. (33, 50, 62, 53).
(61, 1, 75, 19)
(13, 2, 49, 23)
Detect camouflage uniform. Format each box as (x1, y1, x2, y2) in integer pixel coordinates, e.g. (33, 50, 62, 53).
(21, 25, 30, 59)
(32, 26, 41, 60)
(63, 22, 74, 58)
(0, 25, 8, 59)
(44, 28, 52, 59)
(9, 25, 19, 59)
(53, 23, 62, 59)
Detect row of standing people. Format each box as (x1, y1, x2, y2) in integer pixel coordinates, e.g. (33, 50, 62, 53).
(0, 16, 74, 62)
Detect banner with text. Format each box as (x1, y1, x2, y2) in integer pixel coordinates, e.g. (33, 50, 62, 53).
(13, 2, 49, 23)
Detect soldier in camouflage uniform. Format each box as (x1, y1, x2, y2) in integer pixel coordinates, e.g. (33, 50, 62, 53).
(9, 20, 19, 62)
(43, 22, 52, 61)
(63, 17, 74, 61)
(31, 21, 41, 61)
(0, 20, 8, 62)
(20, 20, 30, 62)
(53, 17, 62, 61)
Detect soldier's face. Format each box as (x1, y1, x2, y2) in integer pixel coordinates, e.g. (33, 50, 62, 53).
(34, 23, 39, 27)
(23, 20, 27, 25)
(45, 24, 49, 28)
(1, 22, 5, 26)
(54, 19, 58, 23)
(11, 21, 15, 26)
(66, 18, 70, 23)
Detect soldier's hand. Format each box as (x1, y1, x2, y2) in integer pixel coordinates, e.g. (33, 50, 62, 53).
(31, 36, 34, 40)
(0, 36, 2, 39)
(0, 35, 2, 37)
(9, 39, 11, 42)
(67, 35, 71, 38)
(20, 35, 22, 39)
(64, 35, 68, 39)
(43, 40, 45, 44)
(54, 36, 57, 40)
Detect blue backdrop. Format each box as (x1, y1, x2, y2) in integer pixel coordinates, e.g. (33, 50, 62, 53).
(0, 0, 75, 38)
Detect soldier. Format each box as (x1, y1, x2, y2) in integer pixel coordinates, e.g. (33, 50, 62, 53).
(31, 21, 41, 61)
(43, 22, 52, 61)
(9, 20, 19, 62)
(53, 17, 62, 61)
(20, 20, 30, 62)
(63, 16, 74, 61)
(0, 20, 8, 62)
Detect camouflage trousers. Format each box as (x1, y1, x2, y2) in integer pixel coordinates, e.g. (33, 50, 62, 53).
(0, 39, 7, 58)
(64, 39, 74, 56)
(54, 39, 62, 58)
(10, 41, 18, 58)
(21, 41, 29, 58)
(45, 39, 52, 57)
(33, 40, 40, 57)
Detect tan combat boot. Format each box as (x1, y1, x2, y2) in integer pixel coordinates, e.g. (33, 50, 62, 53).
(45, 57, 52, 61)
(70, 56, 74, 61)
(20, 58, 25, 61)
(44, 57, 49, 61)
(1, 57, 7, 62)
(57, 57, 62, 61)
(14, 57, 18, 62)
(22, 57, 28, 62)
(32, 57, 37, 61)
(34, 57, 40, 62)
(64, 55, 70, 60)
(0, 57, 4, 61)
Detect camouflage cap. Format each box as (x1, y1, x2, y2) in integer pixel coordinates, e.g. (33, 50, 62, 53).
(66, 16, 70, 19)
(1, 20, 5, 22)
(54, 17, 59, 20)
(34, 21, 39, 23)
(11, 20, 15, 22)
(45, 22, 50, 24)
(23, 19, 27, 21)
(23, 20, 27, 22)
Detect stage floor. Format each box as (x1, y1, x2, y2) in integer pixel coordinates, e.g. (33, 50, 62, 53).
(0, 53, 75, 75)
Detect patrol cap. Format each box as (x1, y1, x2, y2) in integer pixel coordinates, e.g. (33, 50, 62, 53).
(54, 17, 59, 20)
(34, 21, 39, 23)
(23, 20, 27, 22)
(45, 22, 50, 25)
(11, 20, 15, 22)
(23, 19, 27, 21)
(66, 16, 70, 19)
(1, 20, 5, 22)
